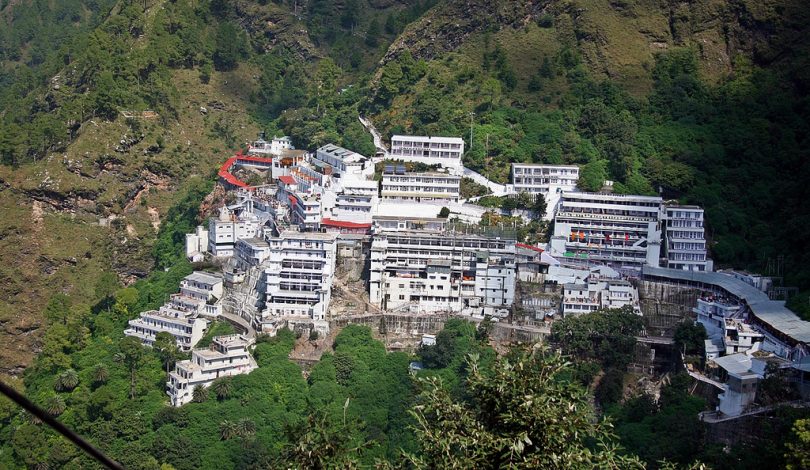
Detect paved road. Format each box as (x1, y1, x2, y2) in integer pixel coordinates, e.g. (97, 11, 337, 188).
(462, 166, 507, 196)
(359, 116, 389, 162)
(219, 312, 256, 339)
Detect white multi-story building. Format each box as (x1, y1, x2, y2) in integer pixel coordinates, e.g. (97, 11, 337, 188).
(180, 271, 224, 301)
(561, 277, 639, 316)
(125, 310, 208, 351)
(207, 206, 264, 257)
(247, 135, 294, 156)
(328, 178, 379, 224)
(381, 170, 461, 202)
(474, 252, 516, 316)
(389, 135, 464, 174)
(235, 237, 271, 268)
(509, 163, 580, 219)
(662, 205, 711, 272)
(331, 191, 376, 224)
(166, 334, 257, 407)
(549, 192, 663, 271)
(313, 144, 373, 180)
(124, 271, 223, 349)
(369, 231, 516, 316)
(185, 225, 209, 262)
(288, 192, 322, 231)
(562, 283, 600, 315)
(260, 231, 338, 334)
(723, 319, 765, 355)
(712, 353, 760, 417)
(694, 296, 744, 339)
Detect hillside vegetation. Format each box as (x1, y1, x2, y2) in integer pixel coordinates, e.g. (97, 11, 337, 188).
(0, 0, 808, 374)
(0, 1, 809, 467)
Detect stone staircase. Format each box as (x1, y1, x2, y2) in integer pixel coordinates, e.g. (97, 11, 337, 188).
(222, 265, 265, 326)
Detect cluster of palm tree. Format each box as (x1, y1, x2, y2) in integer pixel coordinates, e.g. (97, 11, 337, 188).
(44, 395, 66, 417)
(219, 418, 256, 440)
(91, 363, 109, 386)
(53, 369, 79, 392)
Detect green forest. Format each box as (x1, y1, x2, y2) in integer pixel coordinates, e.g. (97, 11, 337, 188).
(1, 0, 810, 467)
(3, 0, 808, 295)
(0, 180, 805, 468)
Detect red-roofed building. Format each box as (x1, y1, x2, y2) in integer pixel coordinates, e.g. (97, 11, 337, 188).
(516, 243, 543, 253)
(278, 175, 296, 186)
(321, 218, 372, 234)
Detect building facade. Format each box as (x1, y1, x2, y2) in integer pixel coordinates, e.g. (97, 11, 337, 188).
(166, 335, 257, 406)
(549, 192, 663, 271)
(260, 231, 338, 334)
(313, 144, 372, 179)
(288, 192, 322, 231)
(185, 225, 209, 262)
(247, 135, 294, 156)
(369, 231, 516, 316)
(124, 310, 208, 351)
(662, 204, 711, 271)
(381, 171, 461, 202)
(389, 135, 464, 173)
(124, 271, 223, 350)
(207, 206, 264, 257)
(509, 163, 580, 219)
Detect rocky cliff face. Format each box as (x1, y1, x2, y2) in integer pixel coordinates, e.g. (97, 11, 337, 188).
(379, 0, 809, 91)
(0, 68, 260, 376)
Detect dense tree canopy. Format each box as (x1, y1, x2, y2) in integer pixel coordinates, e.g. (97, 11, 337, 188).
(404, 347, 644, 469)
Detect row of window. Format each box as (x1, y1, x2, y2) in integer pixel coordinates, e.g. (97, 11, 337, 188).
(513, 167, 579, 176)
(392, 142, 462, 149)
(385, 238, 506, 249)
(670, 242, 706, 251)
(666, 211, 703, 219)
(391, 150, 461, 158)
(668, 230, 705, 239)
(513, 178, 578, 186)
(668, 220, 704, 228)
(669, 253, 707, 261)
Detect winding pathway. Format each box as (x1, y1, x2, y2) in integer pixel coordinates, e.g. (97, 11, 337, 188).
(359, 116, 389, 162)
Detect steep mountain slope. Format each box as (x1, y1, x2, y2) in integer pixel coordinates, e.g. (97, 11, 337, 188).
(0, 66, 263, 374)
(380, 0, 809, 92)
(0, 0, 808, 376)
(0, 0, 420, 374)
(358, 0, 810, 295)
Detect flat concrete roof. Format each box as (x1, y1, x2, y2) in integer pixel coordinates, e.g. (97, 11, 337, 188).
(562, 191, 662, 203)
(238, 237, 269, 248)
(278, 231, 338, 241)
(316, 144, 367, 163)
(712, 353, 756, 378)
(186, 271, 223, 285)
(511, 163, 579, 169)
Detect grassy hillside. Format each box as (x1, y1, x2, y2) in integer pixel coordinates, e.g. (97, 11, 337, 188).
(0, 0, 809, 375)
(0, 0, 427, 373)
(354, 0, 810, 292)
